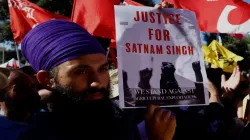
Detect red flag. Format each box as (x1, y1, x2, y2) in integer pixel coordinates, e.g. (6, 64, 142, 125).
(165, 0, 250, 34)
(162, 0, 174, 4)
(8, 0, 70, 43)
(230, 34, 244, 40)
(72, 0, 120, 39)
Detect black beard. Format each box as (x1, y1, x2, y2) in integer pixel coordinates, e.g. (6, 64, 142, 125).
(45, 84, 117, 139)
(50, 84, 113, 114)
(54, 84, 110, 103)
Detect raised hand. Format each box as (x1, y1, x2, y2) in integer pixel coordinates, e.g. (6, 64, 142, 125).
(221, 66, 241, 98)
(208, 80, 221, 103)
(145, 104, 176, 140)
(123, 70, 128, 82)
(122, 70, 130, 92)
(191, 61, 203, 82)
(155, 1, 169, 8)
(192, 61, 201, 72)
(161, 62, 176, 75)
(138, 68, 153, 89)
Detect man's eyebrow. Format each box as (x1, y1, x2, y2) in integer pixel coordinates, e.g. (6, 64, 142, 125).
(73, 65, 89, 69)
(67, 65, 89, 72)
(101, 62, 109, 67)
(70, 62, 109, 70)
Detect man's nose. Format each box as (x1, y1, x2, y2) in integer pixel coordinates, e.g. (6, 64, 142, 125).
(89, 72, 103, 88)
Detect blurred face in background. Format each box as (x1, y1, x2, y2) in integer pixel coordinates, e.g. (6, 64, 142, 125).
(21, 66, 42, 90)
(238, 74, 250, 97)
(2, 70, 40, 121)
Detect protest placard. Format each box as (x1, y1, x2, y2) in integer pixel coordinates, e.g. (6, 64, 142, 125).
(114, 6, 209, 108)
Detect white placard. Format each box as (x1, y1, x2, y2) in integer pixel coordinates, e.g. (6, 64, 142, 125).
(115, 6, 209, 108)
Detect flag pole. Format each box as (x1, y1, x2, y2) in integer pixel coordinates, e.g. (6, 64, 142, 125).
(15, 42, 21, 68)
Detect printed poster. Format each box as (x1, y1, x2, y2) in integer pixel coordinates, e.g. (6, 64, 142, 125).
(114, 6, 209, 108)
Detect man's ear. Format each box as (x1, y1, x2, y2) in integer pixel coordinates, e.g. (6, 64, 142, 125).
(37, 70, 53, 89)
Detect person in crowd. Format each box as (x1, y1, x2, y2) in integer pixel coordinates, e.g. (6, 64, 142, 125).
(227, 71, 250, 139)
(0, 69, 41, 139)
(135, 66, 242, 140)
(37, 89, 53, 112)
(20, 66, 52, 112)
(0, 68, 9, 91)
(18, 19, 176, 140)
(20, 66, 41, 89)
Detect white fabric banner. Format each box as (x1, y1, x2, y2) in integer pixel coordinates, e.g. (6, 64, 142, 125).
(115, 6, 209, 108)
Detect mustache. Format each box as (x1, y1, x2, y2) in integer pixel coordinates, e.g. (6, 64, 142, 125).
(53, 84, 110, 103)
(80, 87, 107, 98)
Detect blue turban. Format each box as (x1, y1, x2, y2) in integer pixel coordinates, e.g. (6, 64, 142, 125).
(21, 20, 106, 72)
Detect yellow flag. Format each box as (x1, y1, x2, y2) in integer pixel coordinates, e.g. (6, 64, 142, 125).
(208, 40, 244, 73)
(202, 45, 220, 67)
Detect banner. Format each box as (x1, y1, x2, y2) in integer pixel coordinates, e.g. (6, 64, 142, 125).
(8, 0, 69, 43)
(115, 6, 209, 108)
(164, 0, 250, 34)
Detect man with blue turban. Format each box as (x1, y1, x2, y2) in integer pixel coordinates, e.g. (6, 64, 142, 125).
(18, 20, 176, 140)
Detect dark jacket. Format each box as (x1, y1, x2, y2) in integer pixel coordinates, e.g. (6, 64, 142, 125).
(18, 102, 141, 140)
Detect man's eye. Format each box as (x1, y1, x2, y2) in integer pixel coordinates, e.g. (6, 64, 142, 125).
(100, 68, 108, 72)
(76, 70, 87, 74)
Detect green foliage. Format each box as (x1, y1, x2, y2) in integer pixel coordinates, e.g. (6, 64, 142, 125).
(221, 34, 250, 71)
(109, 61, 115, 70)
(0, 21, 13, 42)
(244, 36, 250, 44)
(30, 0, 73, 17)
(220, 33, 239, 46)
(0, 0, 9, 20)
(204, 33, 217, 45)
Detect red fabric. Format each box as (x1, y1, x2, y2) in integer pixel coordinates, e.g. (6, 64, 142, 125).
(8, 0, 70, 43)
(230, 34, 244, 40)
(13, 60, 18, 68)
(110, 39, 116, 48)
(6, 63, 11, 68)
(162, 0, 174, 4)
(164, 0, 250, 33)
(72, 0, 120, 39)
